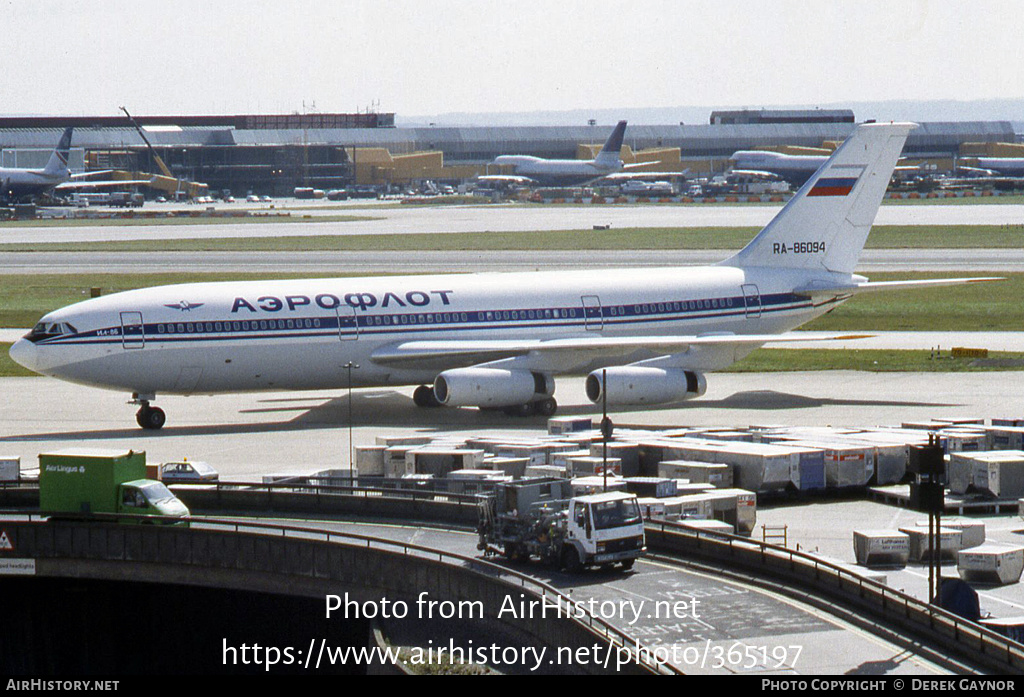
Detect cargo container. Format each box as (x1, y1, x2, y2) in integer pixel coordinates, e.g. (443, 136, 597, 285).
(957, 544, 1024, 585)
(489, 457, 530, 478)
(853, 530, 910, 567)
(547, 416, 593, 435)
(623, 477, 677, 499)
(39, 449, 188, 523)
(524, 464, 566, 479)
(913, 518, 985, 549)
(899, 526, 962, 563)
(950, 451, 1024, 498)
(657, 460, 733, 488)
(0, 457, 19, 483)
(569, 455, 621, 477)
(406, 448, 486, 477)
(570, 476, 628, 496)
(589, 442, 641, 477)
(984, 426, 1024, 451)
(355, 445, 387, 477)
(677, 519, 734, 535)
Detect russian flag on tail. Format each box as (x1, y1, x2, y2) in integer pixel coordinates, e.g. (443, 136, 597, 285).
(807, 165, 865, 197)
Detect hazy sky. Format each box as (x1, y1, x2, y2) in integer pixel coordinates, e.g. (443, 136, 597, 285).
(3, 0, 1022, 118)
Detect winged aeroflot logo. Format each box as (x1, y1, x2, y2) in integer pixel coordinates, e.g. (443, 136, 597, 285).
(164, 300, 205, 312)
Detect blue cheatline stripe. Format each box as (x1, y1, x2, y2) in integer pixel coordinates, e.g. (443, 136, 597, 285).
(40, 292, 821, 347)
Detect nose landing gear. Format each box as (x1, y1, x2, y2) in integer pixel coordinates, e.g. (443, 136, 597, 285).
(132, 394, 166, 430)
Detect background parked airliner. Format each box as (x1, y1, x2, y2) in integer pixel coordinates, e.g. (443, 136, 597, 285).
(0, 127, 150, 203)
(10, 122, 997, 429)
(481, 120, 648, 187)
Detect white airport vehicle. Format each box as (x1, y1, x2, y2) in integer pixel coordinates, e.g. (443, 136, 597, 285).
(9, 122, 999, 429)
(480, 120, 648, 187)
(477, 479, 645, 572)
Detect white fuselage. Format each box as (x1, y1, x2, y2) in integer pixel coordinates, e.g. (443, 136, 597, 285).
(10, 265, 844, 398)
(491, 155, 622, 186)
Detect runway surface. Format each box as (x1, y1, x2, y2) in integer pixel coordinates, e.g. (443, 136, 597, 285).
(3, 201, 1023, 244)
(2, 248, 1022, 274)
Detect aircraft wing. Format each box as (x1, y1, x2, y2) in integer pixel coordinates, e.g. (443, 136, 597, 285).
(55, 178, 154, 190)
(795, 277, 1004, 297)
(371, 332, 872, 371)
(729, 169, 783, 180)
(69, 170, 115, 179)
(476, 174, 536, 185)
(600, 170, 690, 181)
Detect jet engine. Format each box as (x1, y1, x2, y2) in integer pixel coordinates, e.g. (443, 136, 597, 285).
(434, 368, 552, 408)
(585, 367, 707, 406)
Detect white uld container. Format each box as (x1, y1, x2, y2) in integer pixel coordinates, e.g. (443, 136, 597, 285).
(570, 476, 626, 496)
(658, 460, 733, 488)
(547, 416, 593, 435)
(375, 435, 433, 447)
(354, 446, 387, 477)
(853, 530, 910, 567)
(524, 464, 567, 479)
(0, 457, 20, 482)
(957, 544, 1024, 585)
(569, 456, 621, 476)
(899, 526, 962, 563)
(915, 518, 985, 549)
(384, 446, 416, 478)
(489, 457, 531, 478)
(678, 519, 734, 535)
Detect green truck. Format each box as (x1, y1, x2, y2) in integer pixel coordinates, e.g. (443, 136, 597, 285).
(39, 449, 190, 523)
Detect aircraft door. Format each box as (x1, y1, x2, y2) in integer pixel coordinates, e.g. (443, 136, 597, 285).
(741, 284, 762, 318)
(581, 295, 603, 331)
(335, 305, 358, 341)
(120, 311, 145, 349)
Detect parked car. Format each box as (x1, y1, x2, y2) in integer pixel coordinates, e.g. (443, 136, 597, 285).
(159, 460, 219, 483)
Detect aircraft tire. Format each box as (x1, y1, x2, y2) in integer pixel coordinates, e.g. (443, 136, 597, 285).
(535, 397, 557, 417)
(413, 384, 439, 408)
(137, 406, 166, 430)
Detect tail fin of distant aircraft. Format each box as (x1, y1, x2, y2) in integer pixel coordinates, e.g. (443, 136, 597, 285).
(720, 122, 916, 274)
(593, 120, 627, 169)
(42, 127, 73, 176)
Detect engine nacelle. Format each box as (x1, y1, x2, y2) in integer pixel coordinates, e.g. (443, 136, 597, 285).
(585, 367, 707, 406)
(434, 368, 552, 408)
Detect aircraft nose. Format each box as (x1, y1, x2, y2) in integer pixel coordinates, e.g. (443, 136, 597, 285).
(9, 338, 38, 372)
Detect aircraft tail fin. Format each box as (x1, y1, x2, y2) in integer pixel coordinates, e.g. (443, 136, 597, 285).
(720, 122, 916, 274)
(43, 127, 73, 176)
(593, 120, 627, 168)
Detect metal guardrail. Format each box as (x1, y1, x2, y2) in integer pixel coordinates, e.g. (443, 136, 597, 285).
(4, 513, 678, 676)
(647, 518, 1024, 674)
(201, 479, 486, 505)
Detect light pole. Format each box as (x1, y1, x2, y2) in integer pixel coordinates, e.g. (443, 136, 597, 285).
(344, 361, 359, 467)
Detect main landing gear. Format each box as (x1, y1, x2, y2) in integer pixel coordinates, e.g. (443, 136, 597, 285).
(412, 385, 557, 418)
(132, 394, 166, 430)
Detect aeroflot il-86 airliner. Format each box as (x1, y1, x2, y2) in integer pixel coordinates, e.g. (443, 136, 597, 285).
(10, 122, 998, 429)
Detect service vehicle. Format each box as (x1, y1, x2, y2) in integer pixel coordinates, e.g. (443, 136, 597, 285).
(159, 459, 219, 483)
(477, 478, 644, 572)
(39, 448, 189, 523)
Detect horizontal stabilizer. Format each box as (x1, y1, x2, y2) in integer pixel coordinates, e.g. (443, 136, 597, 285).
(795, 277, 1004, 297)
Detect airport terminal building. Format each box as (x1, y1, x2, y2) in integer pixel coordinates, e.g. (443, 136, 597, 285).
(0, 110, 1017, 195)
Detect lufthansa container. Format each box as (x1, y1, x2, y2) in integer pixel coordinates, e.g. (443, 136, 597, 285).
(941, 429, 988, 453)
(899, 526, 962, 563)
(552, 449, 592, 468)
(664, 494, 714, 521)
(375, 435, 433, 447)
(495, 443, 549, 466)
(384, 447, 416, 478)
(853, 530, 910, 567)
(951, 451, 1024, 498)
(785, 439, 871, 489)
(636, 497, 667, 519)
(957, 544, 1024, 585)
(0, 457, 19, 482)
(624, 477, 677, 499)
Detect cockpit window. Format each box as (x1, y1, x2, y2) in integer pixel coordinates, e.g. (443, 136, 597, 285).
(25, 322, 78, 343)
